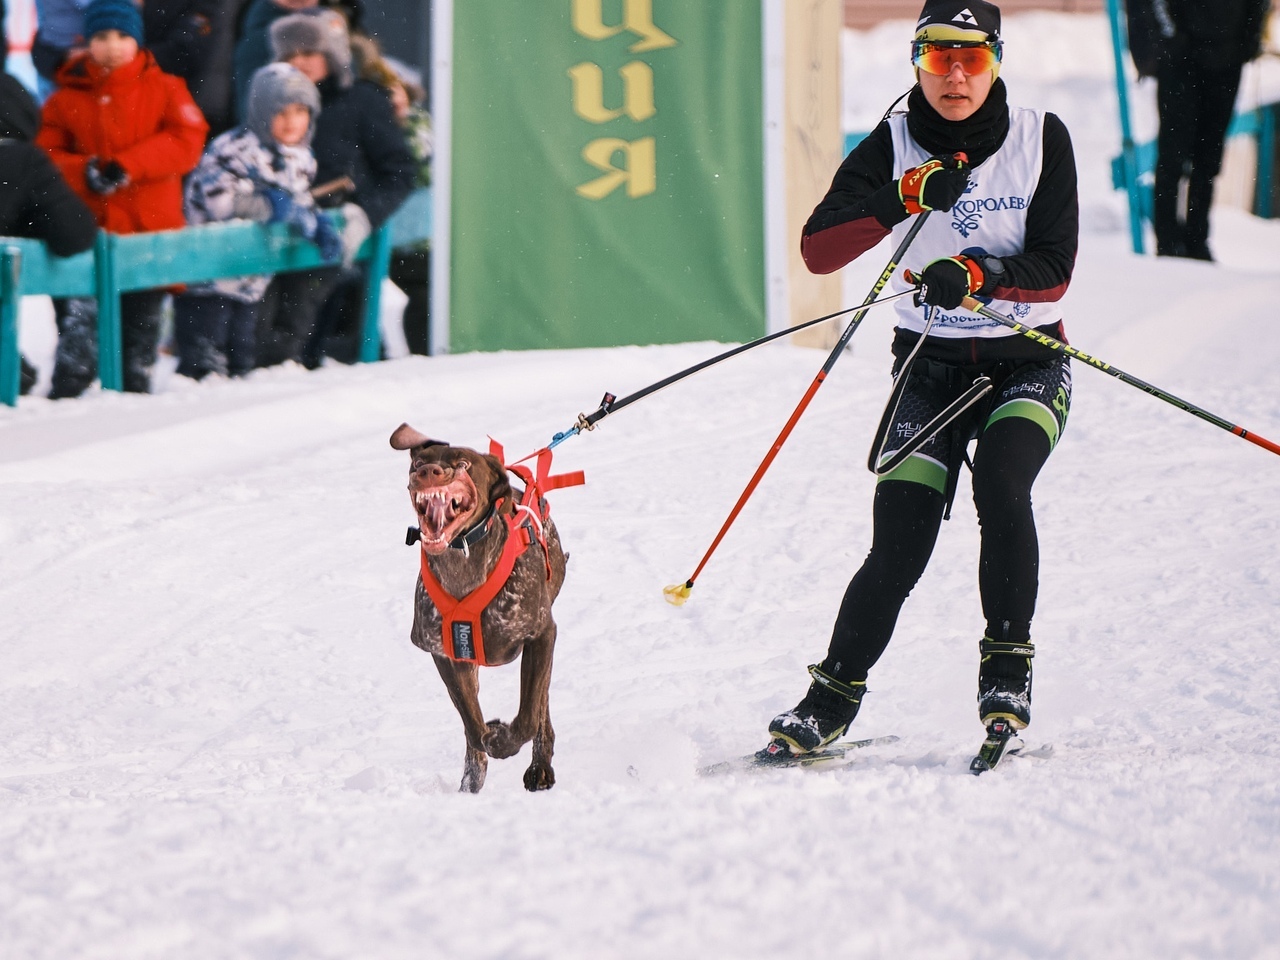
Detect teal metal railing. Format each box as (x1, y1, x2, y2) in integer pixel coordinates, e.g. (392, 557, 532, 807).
(0, 186, 431, 406)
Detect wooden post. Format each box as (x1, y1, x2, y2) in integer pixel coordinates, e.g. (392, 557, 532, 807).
(783, 0, 844, 348)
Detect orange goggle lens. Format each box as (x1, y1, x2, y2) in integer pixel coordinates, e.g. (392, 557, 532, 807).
(911, 42, 1002, 77)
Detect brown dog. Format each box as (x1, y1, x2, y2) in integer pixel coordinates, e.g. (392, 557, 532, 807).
(390, 424, 568, 793)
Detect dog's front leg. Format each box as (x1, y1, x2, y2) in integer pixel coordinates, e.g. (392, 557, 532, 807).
(431, 654, 489, 793)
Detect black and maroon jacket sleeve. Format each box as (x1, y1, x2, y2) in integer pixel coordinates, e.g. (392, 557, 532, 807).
(800, 121, 909, 275)
(986, 113, 1078, 304)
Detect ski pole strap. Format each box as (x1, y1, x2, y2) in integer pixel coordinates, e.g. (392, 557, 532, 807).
(979, 639, 1036, 659)
(808, 664, 867, 702)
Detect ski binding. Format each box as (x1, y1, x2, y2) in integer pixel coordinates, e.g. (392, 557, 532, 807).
(970, 718, 1023, 775)
(700, 735, 900, 776)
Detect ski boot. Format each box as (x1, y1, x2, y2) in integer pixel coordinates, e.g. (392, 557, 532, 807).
(766, 664, 866, 755)
(977, 637, 1034, 730)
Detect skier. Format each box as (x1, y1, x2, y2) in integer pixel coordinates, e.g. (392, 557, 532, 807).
(767, 0, 1078, 759)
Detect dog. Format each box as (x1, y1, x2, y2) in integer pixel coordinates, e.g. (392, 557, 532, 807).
(390, 424, 569, 793)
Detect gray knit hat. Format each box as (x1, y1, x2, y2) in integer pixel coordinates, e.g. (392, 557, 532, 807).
(269, 9, 353, 89)
(246, 62, 321, 148)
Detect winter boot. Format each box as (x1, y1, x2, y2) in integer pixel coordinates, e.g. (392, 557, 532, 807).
(977, 637, 1034, 729)
(19, 355, 38, 396)
(49, 297, 98, 399)
(768, 664, 865, 754)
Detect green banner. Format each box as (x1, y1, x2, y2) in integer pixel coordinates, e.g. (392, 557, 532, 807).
(451, 0, 764, 352)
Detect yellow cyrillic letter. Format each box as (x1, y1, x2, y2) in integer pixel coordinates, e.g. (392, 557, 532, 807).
(569, 61, 656, 123)
(576, 136, 656, 199)
(571, 0, 677, 53)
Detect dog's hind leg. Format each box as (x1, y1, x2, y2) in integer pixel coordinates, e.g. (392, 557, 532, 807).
(432, 654, 490, 793)
(523, 707, 555, 792)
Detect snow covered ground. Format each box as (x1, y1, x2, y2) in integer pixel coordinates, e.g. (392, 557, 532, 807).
(3, 13, 1280, 959)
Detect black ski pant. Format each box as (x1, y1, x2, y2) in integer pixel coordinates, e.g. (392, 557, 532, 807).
(49, 290, 165, 398)
(1153, 58, 1245, 257)
(390, 247, 431, 356)
(174, 293, 261, 379)
(255, 267, 344, 369)
(820, 415, 1053, 684)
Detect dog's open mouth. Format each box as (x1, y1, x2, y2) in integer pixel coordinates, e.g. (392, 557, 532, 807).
(413, 480, 479, 554)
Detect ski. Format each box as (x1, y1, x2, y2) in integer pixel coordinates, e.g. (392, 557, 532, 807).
(970, 718, 1022, 775)
(699, 735, 900, 776)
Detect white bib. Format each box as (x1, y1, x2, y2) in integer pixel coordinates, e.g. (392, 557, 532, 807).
(887, 106, 1062, 338)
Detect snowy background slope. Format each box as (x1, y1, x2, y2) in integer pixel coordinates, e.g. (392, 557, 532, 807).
(3, 14, 1280, 959)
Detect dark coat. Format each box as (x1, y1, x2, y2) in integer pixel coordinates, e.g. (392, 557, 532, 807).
(144, 0, 238, 136)
(231, 0, 293, 122)
(1127, 0, 1270, 77)
(0, 74, 97, 255)
(313, 76, 415, 229)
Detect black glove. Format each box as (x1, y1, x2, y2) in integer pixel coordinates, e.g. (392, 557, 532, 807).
(898, 153, 970, 215)
(85, 158, 129, 195)
(912, 255, 987, 310)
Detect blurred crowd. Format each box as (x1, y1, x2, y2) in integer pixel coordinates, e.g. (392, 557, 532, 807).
(1, 0, 432, 399)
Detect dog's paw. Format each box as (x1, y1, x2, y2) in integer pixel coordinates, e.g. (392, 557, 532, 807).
(483, 719, 522, 759)
(523, 761, 555, 792)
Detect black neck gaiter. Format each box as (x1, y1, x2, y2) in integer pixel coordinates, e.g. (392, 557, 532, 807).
(906, 78, 1010, 168)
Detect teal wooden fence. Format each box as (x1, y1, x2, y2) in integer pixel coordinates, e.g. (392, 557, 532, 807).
(0, 186, 431, 406)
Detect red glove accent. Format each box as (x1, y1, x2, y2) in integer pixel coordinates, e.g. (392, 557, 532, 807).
(898, 153, 971, 215)
(905, 255, 987, 310)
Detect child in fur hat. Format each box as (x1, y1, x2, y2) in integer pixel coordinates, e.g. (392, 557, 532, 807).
(266, 8, 415, 367)
(36, 0, 208, 397)
(174, 62, 342, 380)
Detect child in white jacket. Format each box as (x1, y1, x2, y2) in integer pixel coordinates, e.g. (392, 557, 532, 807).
(174, 62, 341, 379)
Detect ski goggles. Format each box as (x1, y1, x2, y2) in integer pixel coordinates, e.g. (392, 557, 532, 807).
(911, 40, 1003, 77)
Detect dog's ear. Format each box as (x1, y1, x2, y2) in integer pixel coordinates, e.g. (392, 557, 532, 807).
(390, 423, 446, 451)
(482, 453, 515, 515)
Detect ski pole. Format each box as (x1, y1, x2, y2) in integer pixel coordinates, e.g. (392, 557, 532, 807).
(547, 288, 920, 450)
(957, 294, 1280, 458)
(663, 210, 934, 607)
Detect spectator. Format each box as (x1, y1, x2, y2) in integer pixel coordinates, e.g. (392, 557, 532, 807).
(30, 0, 90, 101)
(263, 9, 413, 367)
(0, 73, 98, 395)
(36, 0, 207, 397)
(230, 0, 316, 123)
(1127, 0, 1271, 260)
(143, 0, 237, 137)
(174, 62, 339, 380)
(350, 34, 433, 356)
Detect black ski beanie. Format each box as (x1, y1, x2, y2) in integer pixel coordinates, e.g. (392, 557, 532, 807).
(914, 0, 1002, 43)
(0, 73, 40, 141)
(906, 76, 1010, 167)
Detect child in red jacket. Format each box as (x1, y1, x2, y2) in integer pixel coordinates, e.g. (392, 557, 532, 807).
(36, 0, 208, 397)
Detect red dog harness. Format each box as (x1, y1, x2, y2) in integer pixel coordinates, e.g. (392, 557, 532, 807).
(418, 440, 584, 665)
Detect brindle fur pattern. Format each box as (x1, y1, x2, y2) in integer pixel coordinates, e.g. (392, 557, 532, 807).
(390, 423, 567, 794)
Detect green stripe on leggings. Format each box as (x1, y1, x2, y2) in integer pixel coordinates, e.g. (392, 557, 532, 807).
(877, 454, 948, 493)
(986, 397, 1060, 447)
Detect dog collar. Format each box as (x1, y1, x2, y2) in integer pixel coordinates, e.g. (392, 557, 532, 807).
(404, 505, 498, 552)
(448, 505, 498, 551)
